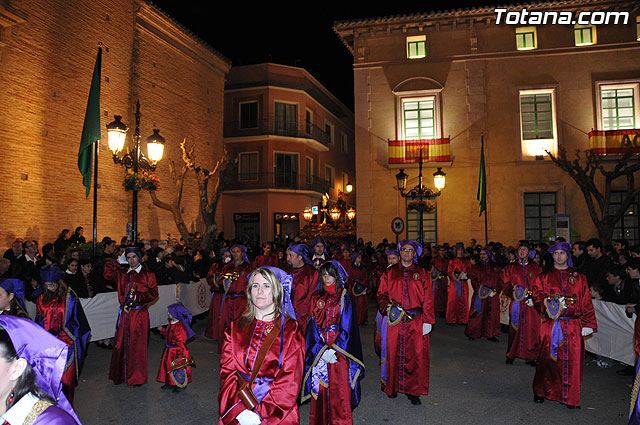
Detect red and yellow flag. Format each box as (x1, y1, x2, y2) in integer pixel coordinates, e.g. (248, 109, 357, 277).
(588, 129, 640, 154)
(389, 138, 451, 164)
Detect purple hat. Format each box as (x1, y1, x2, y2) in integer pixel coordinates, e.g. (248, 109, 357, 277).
(350, 251, 363, 263)
(40, 264, 66, 283)
(310, 236, 328, 253)
(455, 242, 465, 251)
(317, 261, 349, 290)
(0, 316, 80, 424)
(167, 302, 195, 340)
(548, 242, 574, 267)
(480, 248, 495, 262)
(286, 243, 313, 265)
(218, 247, 230, 257)
(0, 278, 26, 311)
(124, 246, 142, 260)
(385, 249, 400, 257)
(398, 240, 422, 264)
(231, 244, 250, 264)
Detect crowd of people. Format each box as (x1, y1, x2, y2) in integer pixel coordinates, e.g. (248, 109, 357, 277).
(1, 228, 639, 424)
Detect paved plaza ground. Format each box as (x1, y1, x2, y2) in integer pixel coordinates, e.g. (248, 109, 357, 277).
(75, 303, 631, 424)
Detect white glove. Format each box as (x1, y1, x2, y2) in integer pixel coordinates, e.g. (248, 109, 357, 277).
(489, 290, 496, 297)
(559, 297, 567, 311)
(118, 252, 128, 265)
(321, 348, 338, 364)
(236, 409, 261, 425)
(459, 273, 468, 280)
(525, 299, 534, 307)
(422, 323, 432, 335)
(581, 327, 594, 337)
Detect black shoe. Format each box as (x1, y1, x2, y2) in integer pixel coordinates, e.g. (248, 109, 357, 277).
(616, 366, 635, 376)
(525, 360, 536, 367)
(487, 337, 499, 342)
(387, 392, 397, 399)
(172, 387, 184, 393)
(161, 384, 174, 391)
(505, 357, 514, 365)
(566, 404, 580, 409)
(468, 337, 475, 341)
(132, 384, 143, 388)
(534, 395, 544, 403)
(407, 395, 421, 405)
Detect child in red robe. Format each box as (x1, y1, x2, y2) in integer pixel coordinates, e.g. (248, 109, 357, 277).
(157, 302, 195, 392)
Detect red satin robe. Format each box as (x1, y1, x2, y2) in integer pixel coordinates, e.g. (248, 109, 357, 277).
(253, 254, 279, 268)
(430, 256, 448, 313)
(217, 261, 253, 353)
(219, 317, 305, 425)
(157, 320, 192, 385)
(377, 263, 434, 397)
(205, 262, 225, 340)
(446, 257, 471, 324)
(532, 267, 597, 407)
(347, 264, 368, 325)
(104, 260, 159, 386)
(287, 264, 318, 330)
(465, 261, 503, 339)
(502, 261, 542, 360)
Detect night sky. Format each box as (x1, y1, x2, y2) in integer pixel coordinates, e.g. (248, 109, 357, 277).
(151, 2, 496, 109)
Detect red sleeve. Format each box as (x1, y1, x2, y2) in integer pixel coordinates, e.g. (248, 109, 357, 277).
(377, 269, 391, 314)
(422, 270, 435, 324)
(219, 324, 244, 425)
(136, 272, 158, 305)
(501, 266, 514, 300)
(103, 259, 121, 283)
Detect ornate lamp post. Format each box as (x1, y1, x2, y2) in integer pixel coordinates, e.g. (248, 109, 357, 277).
(395, 149, 446, 245)
(106, 100, 165, 243)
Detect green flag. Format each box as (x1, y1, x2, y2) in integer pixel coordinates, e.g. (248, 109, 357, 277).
(476, 136, 486, 216)
(78, 47, 102, 198)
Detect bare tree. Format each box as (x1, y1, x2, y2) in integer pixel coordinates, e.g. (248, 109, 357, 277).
(547, 147, 640, 244)
(150, 139, 237, 248)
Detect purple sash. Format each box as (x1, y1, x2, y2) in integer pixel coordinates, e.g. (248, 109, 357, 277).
(550, 319, 563, 361)
(377, 311, 388, 385)
(454, 279, 462, 299)
(238, 372, 274, 404)
(511, 301, 521, 330)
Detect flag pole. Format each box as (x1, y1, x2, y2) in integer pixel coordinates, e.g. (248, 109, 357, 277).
(93, 133, 98, 255)
(482, 134, 488, 245)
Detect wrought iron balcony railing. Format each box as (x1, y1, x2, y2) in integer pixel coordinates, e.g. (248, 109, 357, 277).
(224, 172, 331, 193)
(224, 118, 332, 147)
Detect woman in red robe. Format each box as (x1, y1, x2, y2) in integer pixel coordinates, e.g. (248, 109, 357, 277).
(219, 267, 304, 425)
(532, 242, 597, 408)
(446, 243, 470, 325)
(157, 302, 194, 391)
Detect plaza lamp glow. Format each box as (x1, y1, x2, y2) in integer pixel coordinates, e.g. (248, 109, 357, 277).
(433, 167, 446, 191)
(106, 115, 127, 154)
(345, 181, 353, 194)
(330, 206, 341, 221)
(346, 207, 356, 221)
(303, 208, 313, 221)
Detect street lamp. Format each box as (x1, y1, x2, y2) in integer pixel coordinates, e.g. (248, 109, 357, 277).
(303, 208, 313, 221)
(106, 99, 165, 242)
(395, 148, 445, 245)
(345, 181, 353, 194)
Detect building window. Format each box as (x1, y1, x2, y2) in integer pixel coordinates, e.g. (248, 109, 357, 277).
(325, 165, 334, 188)
(275, 101, 298, 135)
(274, 153, 298, 189)
(341, 133, 349, 153)
(637, 16, 640, 41)
(407, 35, 426, 59)
(611, 191, 639, 244)
(519, 89, 557, 159)
(599, 84, 639, 130)
(516, 27, 537, 50)
(402, 97, 435, 140)
(524, 192, 556, 243)
(342, 172, 349, 192)
(574, 25, 596, 46)
(305, 157, 313, 185)
(239, 101, 258, 129)
(238, 152, 258, 181)
(406, 198, 437, 243)
(305, 109, 313, 134)
(325, 121, 335, 145)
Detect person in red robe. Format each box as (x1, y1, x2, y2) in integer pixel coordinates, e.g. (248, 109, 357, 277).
(157, 302, 194, 392)
(532, 242, 597, 409)
(217, 245, 253, 353)
(219, 267, 304, 425)
(35, 264, 90, 404)
(347, 252, 368, 325)
(446, 243, 471, 325)
(310, 236, 329, 269)
(302, 261, 365, 425)
(104, 246, 159, 386)
(374, 249, 399, 358)
(502, 241, 542, 365)
(377, 240, 434, 405)
(465, 248, 503, 341)
(286, 243, 318, 331)
(253, 242, 278, 269)
(205, 248, 231, 341)
(430, 246, 449, 317)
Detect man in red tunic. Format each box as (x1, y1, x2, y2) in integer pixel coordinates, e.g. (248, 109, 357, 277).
(532, 242, 597, 408)
(286, 243, 318, 331)
(204, 248, 231, 341)
(347, 252, 369, 325)
(446, 243, 471, 325)
(216, 244, 253, 353)
(377, 240, 434, 405)
(502, 241, 541, 365)
(430, 246, 449, 317)
(104, 246, 159, 386)
(253, 242, 278, 268)
(465, 248, 503, 341)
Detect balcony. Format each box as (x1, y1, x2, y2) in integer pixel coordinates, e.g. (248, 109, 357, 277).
(388, 138, 451, 164)
(224, 172, 330, 194)
(224, 117, 332, 148)
(589, 129, 640, 154)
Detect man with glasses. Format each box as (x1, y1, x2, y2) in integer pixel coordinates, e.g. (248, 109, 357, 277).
(377, 240, 434, 405)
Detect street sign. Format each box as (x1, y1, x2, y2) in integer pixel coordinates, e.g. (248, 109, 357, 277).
(391, 217, 405, 235)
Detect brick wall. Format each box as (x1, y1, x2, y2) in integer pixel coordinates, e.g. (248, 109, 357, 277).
(0, 0, 230, 252)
